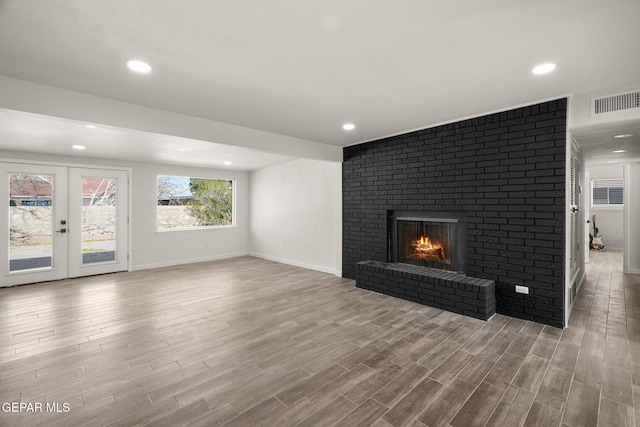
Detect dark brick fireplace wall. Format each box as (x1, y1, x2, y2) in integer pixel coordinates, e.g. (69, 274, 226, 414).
(343, 99, 567, 327)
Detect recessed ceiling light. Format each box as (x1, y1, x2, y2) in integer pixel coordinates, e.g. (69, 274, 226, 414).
(223, 161, 232, 165)
(343, 123, 355, 131)
(72, 145, 86, 150)
(85, 125, 96, 129)
(606, 161, 619, 164)
(613, 133, 634, 138)
(127, 59, 152, 73)
(532, 63, 556, 75)
(612, 149, 628, 153)
(178, 148, 186, 152)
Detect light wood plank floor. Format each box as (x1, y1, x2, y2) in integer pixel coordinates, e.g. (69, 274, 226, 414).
(0, 252, 637, 426)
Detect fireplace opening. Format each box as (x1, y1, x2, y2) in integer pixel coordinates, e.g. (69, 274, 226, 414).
(389, 211, 466, 273)
(399, 220, 454, 265)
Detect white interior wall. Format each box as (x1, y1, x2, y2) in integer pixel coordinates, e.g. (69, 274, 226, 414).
(0, 150, 250, 270)
(131, 162, 249, 269)
(2, 150, 343, 276)
(587, 165, 624, 250)
(626, 162, 640, 273)
(249, 158, 342, 275)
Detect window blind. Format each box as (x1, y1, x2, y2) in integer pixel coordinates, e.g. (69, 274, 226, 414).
(592, 178, 623, 205)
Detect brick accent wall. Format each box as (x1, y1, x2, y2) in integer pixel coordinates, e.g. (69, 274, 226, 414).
(343, 99, 567, 327)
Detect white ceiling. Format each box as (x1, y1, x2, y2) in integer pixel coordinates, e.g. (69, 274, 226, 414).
(572, 119, 640, 166)
(0, 0, 639, 169)
(0, 108, 295, 170)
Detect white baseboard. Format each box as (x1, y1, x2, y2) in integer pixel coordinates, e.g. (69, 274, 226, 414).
(133, 251, 342, 277)
(627, 267, 640, 274)
(133, 252, 249, 271)
(249, 252, 341, 276)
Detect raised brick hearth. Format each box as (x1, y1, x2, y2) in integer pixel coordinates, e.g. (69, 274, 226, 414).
(357, 260, 495, 320)
(343, 99, 567, 327)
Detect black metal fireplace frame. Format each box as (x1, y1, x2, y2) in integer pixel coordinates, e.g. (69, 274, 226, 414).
(388, 210, 467, 273)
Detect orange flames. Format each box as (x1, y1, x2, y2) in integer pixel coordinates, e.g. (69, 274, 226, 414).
(410, 236, 445, 261)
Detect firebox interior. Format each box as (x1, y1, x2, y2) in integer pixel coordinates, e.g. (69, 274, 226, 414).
(389, 210, 467, 273)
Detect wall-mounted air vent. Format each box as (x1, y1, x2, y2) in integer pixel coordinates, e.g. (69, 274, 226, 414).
(591, 89, 640, 117)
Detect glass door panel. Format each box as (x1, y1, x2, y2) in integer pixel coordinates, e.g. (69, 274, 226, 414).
(9, 173, 54, 271)
(68, 168, 128, 278)
(81, 177, 117, 264)
(1, 163, 68, 287)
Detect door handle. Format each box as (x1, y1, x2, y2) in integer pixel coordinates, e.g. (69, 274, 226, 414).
(56, 220, 67, 233)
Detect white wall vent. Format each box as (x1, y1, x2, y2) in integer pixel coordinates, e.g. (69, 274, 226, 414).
(591, 89, 640, 117)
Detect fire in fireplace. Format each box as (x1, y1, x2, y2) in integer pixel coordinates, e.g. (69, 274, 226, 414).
(398, 219, 455, 266)
(389, 211, 466, 272)
(410, 236, 446, 263)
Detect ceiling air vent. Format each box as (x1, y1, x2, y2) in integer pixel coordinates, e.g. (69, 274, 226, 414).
(591, 89, 640, 117)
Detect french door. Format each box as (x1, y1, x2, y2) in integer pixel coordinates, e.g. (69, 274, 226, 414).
(1, 163, 129, 287)
(67, 168, 129, 278)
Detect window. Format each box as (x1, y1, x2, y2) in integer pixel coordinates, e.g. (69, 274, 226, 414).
(157, 175, 234, 230)
(591, 178, 623, 207)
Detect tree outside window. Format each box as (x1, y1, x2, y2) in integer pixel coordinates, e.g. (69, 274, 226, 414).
(157, 176, 234, 230)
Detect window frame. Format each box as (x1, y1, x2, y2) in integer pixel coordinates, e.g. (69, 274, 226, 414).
(156, 175, 236, 232)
